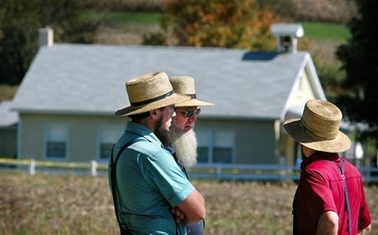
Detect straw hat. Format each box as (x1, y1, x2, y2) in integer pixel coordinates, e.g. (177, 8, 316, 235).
(170, 76, 214, 107)
(283, 99, 351, 153)
(115, 72, 190, 117)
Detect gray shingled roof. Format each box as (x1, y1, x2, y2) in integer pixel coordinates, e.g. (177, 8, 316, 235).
(12, 44, 317, 120)
(0, 101, 19, 127)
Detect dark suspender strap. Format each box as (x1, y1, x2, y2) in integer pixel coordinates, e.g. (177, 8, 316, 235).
(292, 195, 298, 235)
(321, 159, 353, 235)
(110, 139, 140, 235)
(340, 159, 352, 235)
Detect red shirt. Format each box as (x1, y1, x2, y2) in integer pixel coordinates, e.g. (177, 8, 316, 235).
(293, 152, 371, 235)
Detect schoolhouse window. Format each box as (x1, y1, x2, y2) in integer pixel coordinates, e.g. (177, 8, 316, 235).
(100, 144, 113, 160)
(45, 124, 68, 159)
(197, 129, 235, 164)
(98, 125, 123, 161)
(213, 131, 234, 163)
(197, 131, 210, 163)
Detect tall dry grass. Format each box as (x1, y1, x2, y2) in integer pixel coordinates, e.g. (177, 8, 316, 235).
(1, 172, 377, 235)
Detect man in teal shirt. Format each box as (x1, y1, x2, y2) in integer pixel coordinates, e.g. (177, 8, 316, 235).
(109, 71, 206, 235)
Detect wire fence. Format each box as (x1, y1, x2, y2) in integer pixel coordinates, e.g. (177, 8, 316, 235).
(1, 158, 378, 183)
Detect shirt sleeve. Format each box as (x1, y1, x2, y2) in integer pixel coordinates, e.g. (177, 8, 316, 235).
(143, 148, 195, 207)
(300, 169, 337, 225)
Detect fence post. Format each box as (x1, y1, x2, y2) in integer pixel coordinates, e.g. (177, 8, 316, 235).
(29, 159, 36, 175)
(216, 164, 221, 180)
(91, 160, 97, 177)
(279, 156, 286, 181)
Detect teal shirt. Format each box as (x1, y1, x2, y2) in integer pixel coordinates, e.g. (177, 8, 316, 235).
(109, 122, 194, 235)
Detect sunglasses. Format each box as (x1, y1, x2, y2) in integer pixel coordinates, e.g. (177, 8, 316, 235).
(178, 108, 201, 118)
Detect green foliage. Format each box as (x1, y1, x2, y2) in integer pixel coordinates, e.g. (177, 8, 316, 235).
(0, 0, 101, 85)
(143, 31, 167, 46)
(315, 63, 346, 103)
(335, 0, 378, 145)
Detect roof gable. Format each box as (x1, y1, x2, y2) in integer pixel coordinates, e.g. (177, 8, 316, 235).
(12, 44, 323, 119)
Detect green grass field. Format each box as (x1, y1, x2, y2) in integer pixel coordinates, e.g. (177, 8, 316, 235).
(81, 10, 161, 25)
(301, 21, 351, 42)
(1, 172, 377, 235)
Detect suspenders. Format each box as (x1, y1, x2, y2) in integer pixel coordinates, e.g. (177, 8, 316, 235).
(326, 158, 353, 235)
(339, 159, 352, 235)
(109, 139, 140, 235)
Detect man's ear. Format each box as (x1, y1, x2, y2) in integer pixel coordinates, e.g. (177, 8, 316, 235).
(149, 109, 160, 121)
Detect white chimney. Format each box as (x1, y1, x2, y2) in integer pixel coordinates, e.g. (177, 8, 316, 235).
(39, 27, 54, 47)
(271, 23, 304, 54)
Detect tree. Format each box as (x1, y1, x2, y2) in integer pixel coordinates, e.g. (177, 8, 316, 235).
(154, 0, 280, 50)
(335, 0, 378, 146)
(0, 0, 101, 85)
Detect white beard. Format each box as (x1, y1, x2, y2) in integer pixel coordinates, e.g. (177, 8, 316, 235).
(170, 127, 198, 168)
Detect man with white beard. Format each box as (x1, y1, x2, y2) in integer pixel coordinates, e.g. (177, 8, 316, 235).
(170, 124, 198, 169)
(168, 76, 214, 235)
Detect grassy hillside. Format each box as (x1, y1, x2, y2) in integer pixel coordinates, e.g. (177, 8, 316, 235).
(302, 22, 351, 42)
(1, 172, 377, 234)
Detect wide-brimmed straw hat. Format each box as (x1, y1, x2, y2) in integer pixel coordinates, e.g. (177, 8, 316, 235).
(170, 76, 214, 107)
(283, 99, 351, 153)
(115, 71, 190, 117)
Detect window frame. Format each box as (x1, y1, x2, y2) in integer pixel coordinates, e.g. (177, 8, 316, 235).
(196, 128, 235, 164)
(43, 123, 69, 160)
(97, 124, 124, 163)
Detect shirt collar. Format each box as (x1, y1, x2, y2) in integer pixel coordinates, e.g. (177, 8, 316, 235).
(301, 151, 339, 170)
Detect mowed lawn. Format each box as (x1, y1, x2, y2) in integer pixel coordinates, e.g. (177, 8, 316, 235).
(1, 172, 377, 235)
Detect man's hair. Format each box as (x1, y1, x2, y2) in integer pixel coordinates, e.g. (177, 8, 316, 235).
(129, 111, 150, 121)
(129, 107, 167, 121)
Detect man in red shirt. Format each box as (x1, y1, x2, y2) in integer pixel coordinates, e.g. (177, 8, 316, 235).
(284, 99, 372, 235)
